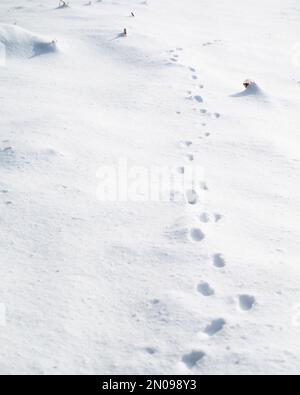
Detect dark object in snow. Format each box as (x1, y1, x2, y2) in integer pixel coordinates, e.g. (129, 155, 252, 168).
(123, 28, 127, 36)
(59, 0, 69, 8)
(131, 12, 135, 17)
(243, 79, 255, 89)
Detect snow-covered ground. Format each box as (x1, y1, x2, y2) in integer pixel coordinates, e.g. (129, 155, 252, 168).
(0, 0, 300, 375)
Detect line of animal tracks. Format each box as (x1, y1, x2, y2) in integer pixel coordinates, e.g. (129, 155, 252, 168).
(165, 47, 257, 370)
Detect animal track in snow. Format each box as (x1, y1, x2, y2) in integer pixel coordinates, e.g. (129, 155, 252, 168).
(199, 212, 223, 223)
(190, 228, 205, 242)
(182, 351, 205, 369)
(238, 295, 256, 311)
(213, 254, 226, 268)
(214, 213, 223, 222)
(184, 154, 194, 162)
(194, 95, 203, 103)
(185, 189, 199, 205)
(168, 48, 183, 60)
(197, 282, 215, 296)
(199, 181, 208, 191)
(145, 347, 157, 355)
(204, 318, 226, 336)
(179, 140, 193, 149)
(199, 213, 210, 223)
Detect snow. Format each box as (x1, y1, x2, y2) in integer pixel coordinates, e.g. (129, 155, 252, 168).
(0, 24, 57, 58)
(0, 0, 300, 375)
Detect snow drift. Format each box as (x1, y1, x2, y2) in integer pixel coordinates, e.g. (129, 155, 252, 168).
(230, 81, 265, 98)
(0, 24, 57, 58)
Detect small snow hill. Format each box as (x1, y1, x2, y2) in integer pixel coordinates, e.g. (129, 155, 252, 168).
(0, 24, 57, 59)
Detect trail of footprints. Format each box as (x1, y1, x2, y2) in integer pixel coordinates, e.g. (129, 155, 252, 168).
(166, 48, 257, 370)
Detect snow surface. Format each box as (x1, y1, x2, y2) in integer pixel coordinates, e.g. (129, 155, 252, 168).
(0, 0, 300, 375)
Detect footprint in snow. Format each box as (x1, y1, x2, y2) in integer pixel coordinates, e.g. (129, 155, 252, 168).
(185, 189, 199, 205)
(198, 213, 211, 223)
(214, 213, 223, 222)
(213, 253, 226, 268)
(182, 351, 205, 369)
(199, 181, 208, 191)
(194, 95, 203, 103)
(199, 212, 223, 223)
(145, 347, 157, 355)
(190, 228, 205, 242)
(204, 318, 226, 336)
(197, 282, 215, 296)
(179, 140, 193, 149)
(184, 154, 194, 162)
(238, 295, 256, 311)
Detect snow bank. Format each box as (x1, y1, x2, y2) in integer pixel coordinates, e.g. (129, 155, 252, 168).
(0, 24, 57, 58)
(230, 82, 265, 98)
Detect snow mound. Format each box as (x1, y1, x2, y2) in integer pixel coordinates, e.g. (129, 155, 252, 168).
(230, 82, 264, 98)
(0, 24, 57, 58)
